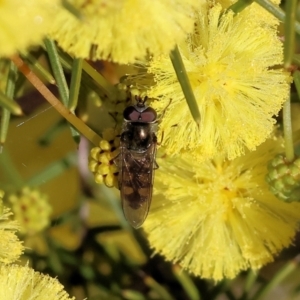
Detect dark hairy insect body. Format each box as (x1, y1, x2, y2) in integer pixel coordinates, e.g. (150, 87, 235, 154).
(118, 97, 158, 228)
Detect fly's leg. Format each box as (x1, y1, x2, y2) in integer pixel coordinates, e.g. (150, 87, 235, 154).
(156, 99, 171, 146)
(112, 151, 121, 190)
(152, 134, 159, 170)
(157, 98, 172, 122)
(113, 153, 120, 166)
(109, 112, 118, 124)
(113, 133, 122, 167)
(114, 131, 128, 189)
(157, 131, 164, 146)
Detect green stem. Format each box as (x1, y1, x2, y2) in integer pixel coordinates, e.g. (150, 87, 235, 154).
(45, 39, 80, 144)
(44, 38, 69, 106)
(45, 38, 81, 144)
(21, 52, 55, 84)
(169, 45, 201, 126)
(240, 270, 258, 300)
(0, 149, 24, 190)
(0, 61, 18, 145)
(82, 60, 117, 101)
(122, 290, 145, 300)
(282, 0, 297, 162)
(58, 49, 114, 100)
(144, 276, 174, 300)
(69, 58, 83, 112)
(10, 55, 102, 146)
(283, 0, 297, 68)
(61, 0, 84, 20)
(293, 71, 300, 99)
(57, 48, 73, 71)
(172, 265, 201, 300)
(244, 269, 258, 294)
(228, 0, 254, 14)
(283, 97, 294, 161)
(255, 0, 300, 35)
(251, 255, 300, 300)
(0, 92, 22, 115)
(98, 185, 132, 231)
(26, 152, 76, 187)
(46, 237, 64, 275)
(77, 88, 89, 121)
(39, 119, 67, 146)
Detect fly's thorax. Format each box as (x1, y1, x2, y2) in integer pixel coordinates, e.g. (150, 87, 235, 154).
(122, 119, 157, 132)
(121, 122, 156, 152)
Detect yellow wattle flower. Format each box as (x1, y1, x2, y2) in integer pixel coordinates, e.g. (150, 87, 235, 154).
(143, 4, 290, 161)
(49, 0, 199, 63)
(0, 190, 24, 264)
(143, 132, 300, 280)
(218, 0, 281, 28)
(89, 128, 120, 188)
(0, 0, 57, 57)
(0, 264, 75, 300)
(9, 187, 52, 235)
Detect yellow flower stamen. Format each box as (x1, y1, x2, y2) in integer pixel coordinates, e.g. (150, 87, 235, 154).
(0, 264, 75, 300)
(49, 0, 199, 63)
(137, 3, 290, 161)
(143, 132, 300, 280)
(89, 128, 120, 188)
(9, 187, 52, 235)
(0, 190, 24, 264)
(0, 0, 58, 56)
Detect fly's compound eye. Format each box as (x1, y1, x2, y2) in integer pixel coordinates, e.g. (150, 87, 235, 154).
(140, 107, 157, 122)
(123, 106, 157, 122)
(123, 106, 140, 121)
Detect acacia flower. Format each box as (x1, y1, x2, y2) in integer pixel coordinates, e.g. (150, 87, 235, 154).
(139, 3, 290, 161)
(0, 0, 57, 57)
(0, 190, 24, 264)
(9, 187, 52, 235)
(0, 264, 75, 300)
(218, 0, 281, 28)
(143, 132, 300, 280)
(89, 128, 120, 188)
(49, 0, 199, 64)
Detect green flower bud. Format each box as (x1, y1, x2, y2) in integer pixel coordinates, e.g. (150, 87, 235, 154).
(266, 154, 300, 202)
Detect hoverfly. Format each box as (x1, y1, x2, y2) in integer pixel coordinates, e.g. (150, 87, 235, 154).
(118, 95, 158, 229)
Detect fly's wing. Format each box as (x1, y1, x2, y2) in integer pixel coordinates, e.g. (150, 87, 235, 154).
(119, 141, 156, 229)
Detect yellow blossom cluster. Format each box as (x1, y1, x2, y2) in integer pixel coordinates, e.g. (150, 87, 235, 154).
(0, 0, 58, 57)
(0, 264, 75, 300)
(0, 190, 75, 298)
(0, 0, 201, 62)
(144, 134, 300, 280)
(125, 0, 297, 282)
(8, 187, 52, 235)
(89, 128, 120, 188)
(49, 0, 200, 63)
(0, 190, 24, 264)
(139, 3, 289, 161)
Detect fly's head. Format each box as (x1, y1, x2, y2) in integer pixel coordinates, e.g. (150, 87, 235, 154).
(123, 96, 157, 124)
